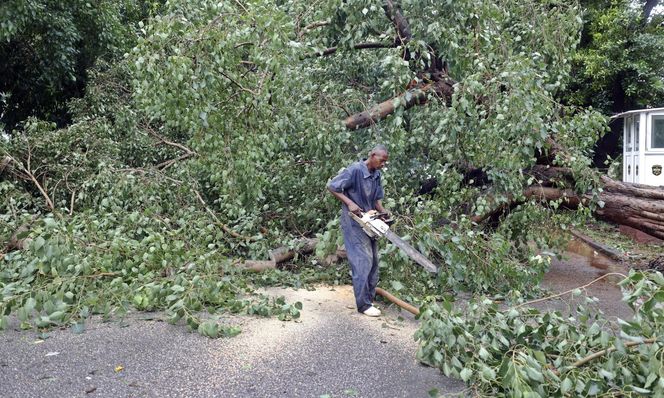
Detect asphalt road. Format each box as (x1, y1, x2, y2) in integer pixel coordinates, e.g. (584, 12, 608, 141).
(0, 285, 465, 398)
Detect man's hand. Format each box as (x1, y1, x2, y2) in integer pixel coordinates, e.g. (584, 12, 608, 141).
(348, 202, 362, 215)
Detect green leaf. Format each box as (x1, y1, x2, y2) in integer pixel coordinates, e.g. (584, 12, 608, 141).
(71, 323, 85, 334)
(645, 372, 658, 388)
(33, 236, 46, 251)
(25, 297, 36, 311)
(561, 378, 572, 394)
(390, 280, 404, 291)
(49, 311, 65, 322)
(17, 307, 29, 322)
(481, 365, 496, 381)
(526, 367, 543, 382)
(460, 367, 472, 382)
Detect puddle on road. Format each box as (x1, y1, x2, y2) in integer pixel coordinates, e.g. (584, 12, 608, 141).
(541, 238, 633, 319)
(565, 239, 624, 273)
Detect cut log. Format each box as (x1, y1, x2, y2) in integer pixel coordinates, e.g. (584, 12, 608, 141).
(618, 225, 663, 244)
(464, 169, 664, 240)
(525, 179, 664, 240)
(240, 260, 277, 272)
(269, 238, 318, 263)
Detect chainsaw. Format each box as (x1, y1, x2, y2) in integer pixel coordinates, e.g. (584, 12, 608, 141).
(349, 211, 438, 273)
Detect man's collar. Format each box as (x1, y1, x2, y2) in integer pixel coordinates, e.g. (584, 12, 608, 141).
(359, 159, 380, 179)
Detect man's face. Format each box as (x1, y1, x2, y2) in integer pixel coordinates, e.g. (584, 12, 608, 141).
(370, 151, 389, 170)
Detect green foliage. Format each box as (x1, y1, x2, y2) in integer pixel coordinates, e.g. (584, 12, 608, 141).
(416, 271, 664, 397)
(0, 207, 307, 336)
(0, 0, 624, 339)
(565, 0, 664, 112)
(0, 0, 160, 130)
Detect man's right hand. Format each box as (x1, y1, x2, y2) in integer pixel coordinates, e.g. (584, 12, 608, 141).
(348, 202, 362, 215)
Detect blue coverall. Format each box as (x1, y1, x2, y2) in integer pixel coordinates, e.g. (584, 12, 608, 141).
(328, 160, 384, 313)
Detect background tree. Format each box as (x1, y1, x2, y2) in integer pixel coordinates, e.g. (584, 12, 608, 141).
(0, 0, 161, 132)
(563, 0, 664, 166)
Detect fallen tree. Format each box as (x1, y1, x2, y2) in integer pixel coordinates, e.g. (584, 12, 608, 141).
(327, 0, 664, 242)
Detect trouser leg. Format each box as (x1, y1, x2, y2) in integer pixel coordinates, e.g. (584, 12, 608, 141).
(345, 232, 377, 313)
(367, 238, 379, 303)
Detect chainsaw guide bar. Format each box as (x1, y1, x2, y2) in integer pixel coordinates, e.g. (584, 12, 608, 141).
(349, 211, 438, 273)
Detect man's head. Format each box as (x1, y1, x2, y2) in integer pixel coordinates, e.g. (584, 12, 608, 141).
(366, 144, 389, 171)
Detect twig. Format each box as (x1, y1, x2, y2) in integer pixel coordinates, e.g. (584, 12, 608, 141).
(81, 272, 119, 278)
(234, 41, 254, 48)
(193, 190, 253, 241)
(233, 0, 249, 14)
(13, 146, 54, 210)
(145, 126, 196, 155)
(157, 152, 196, 170)
(220, 70, 258, 96)
(145, 125, 198, 169)
(572, 338, 658, 367)
(69, 190, 75, 216)
(514, 272, 628, 309)
(303, 20, 330, 32)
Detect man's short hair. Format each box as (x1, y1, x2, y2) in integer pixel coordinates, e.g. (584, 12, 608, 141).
(370, 144, 388, 154)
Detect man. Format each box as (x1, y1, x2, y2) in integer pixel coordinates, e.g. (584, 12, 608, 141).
(327, 145, 389, 317)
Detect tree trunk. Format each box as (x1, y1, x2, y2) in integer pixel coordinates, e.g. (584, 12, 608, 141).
(518, 176, 664, 240)
(644, 0, 660, 21)
(594, 176, 664, 239)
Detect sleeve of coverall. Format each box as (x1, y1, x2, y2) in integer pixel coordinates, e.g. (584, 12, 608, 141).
(327, 167, 353, 193)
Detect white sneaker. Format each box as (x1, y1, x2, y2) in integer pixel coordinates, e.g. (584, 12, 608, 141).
(363, 306, 381, 317)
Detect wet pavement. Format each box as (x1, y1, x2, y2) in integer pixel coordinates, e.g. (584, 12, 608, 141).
(0, 286, 465, 398)
(539, 238, 634, 321)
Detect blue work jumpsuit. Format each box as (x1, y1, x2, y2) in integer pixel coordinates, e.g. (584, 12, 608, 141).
(328, 160, 384, 313)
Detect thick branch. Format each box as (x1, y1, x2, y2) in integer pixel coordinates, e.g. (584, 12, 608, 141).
(303, 20, 330, 32)
(382, 0, 412, 46)
(344, 78, 455, 130)
(311, 42, 395, 57)
(572, 338, 658, 368)
(376, 287, 419, 315)
(269, 238, 318, 263)
(644, 0, 660, 21)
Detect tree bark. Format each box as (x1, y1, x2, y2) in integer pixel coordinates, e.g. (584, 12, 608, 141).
(515, 176, 664, 240)
(644, 0, 660, 21)
(344, 78, 455, 130)
(269, 238, 318, 263)
(595, 181, 664, 240)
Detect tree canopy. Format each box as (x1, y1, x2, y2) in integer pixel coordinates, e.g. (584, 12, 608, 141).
(2, 0, 664, 395)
